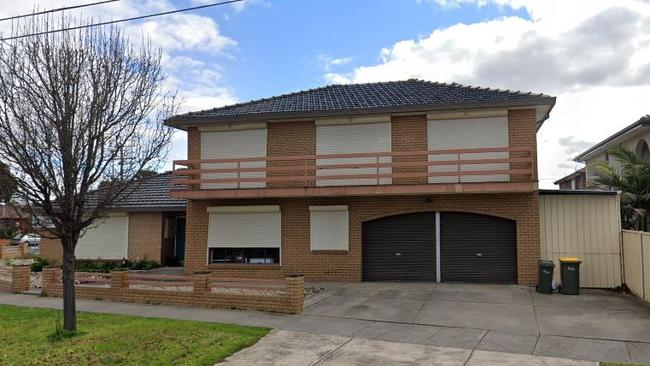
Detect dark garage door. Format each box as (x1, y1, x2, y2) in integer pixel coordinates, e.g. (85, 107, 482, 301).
(440, 212, 517, 284)
(362, 212, 436, 281)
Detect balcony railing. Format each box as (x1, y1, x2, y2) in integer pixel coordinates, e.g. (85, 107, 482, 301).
(171, 146, 534, 195)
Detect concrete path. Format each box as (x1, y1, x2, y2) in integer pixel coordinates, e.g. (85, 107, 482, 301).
(2, 281, 650, 364)
(220, 330, 597, 366)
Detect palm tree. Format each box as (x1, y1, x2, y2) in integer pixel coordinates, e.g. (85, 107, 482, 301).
(590, 147, 650, 231)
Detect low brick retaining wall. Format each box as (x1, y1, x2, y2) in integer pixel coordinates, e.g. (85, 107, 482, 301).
(41, 268, 304, 314)
(0, 265, 31, 293)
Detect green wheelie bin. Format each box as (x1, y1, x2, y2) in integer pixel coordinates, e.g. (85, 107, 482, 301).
(559, 257, 582, 295)
(537, 260, 555, 294)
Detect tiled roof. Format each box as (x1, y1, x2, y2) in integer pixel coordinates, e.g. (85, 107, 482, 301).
(111, 172, 185, 211)
(167, 80, 555, 126)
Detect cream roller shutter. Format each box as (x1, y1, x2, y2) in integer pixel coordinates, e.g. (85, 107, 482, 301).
(200, 129, 267, 189)
(207, 206, 281, 248)
(310, 206, 349, 251)
(427, 117, 509, 183)
(75, 214, 129, 259)
(316, 122, 391, 186)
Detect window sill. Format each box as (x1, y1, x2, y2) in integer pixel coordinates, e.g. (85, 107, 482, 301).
(310, 250, 349, 255)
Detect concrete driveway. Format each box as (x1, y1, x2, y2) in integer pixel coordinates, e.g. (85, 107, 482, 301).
(291, 282, 650, 364)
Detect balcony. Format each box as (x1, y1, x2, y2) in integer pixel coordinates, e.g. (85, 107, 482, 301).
(170, 146, 536, 199)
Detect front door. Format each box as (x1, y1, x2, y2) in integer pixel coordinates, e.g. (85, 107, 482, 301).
(175, 217, 186, 262)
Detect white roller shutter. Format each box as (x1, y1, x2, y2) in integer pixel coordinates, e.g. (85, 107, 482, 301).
(427, 117, 509, 183)
(76, 214, 129, 260)
(316, 122, 391, 186)
(207, 206, 281, 249)
(200, 129, 267, 189)
(310, 206, 348, 251)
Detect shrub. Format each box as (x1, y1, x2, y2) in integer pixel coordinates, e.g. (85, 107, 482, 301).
(31, 257, 49, 272)
(0, 224, 18, 240)
(74, 259, 160, 272)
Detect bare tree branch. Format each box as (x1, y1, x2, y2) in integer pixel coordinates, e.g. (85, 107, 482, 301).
(0, 15, 177, 331)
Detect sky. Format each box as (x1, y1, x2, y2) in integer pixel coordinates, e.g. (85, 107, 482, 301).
(1, 0, 649, 188)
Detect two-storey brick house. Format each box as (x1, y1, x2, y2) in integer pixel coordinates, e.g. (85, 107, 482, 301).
(166, 80, 555, 285)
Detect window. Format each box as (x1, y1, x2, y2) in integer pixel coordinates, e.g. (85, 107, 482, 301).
(310, 206, 349, 251)
(427, 116, 509, 183)
(634, 139, 650, 161)
(200, 128, 267, 189)
(209, 247, 279, 264)
(207, 206, 281, 265)
(316, 121, 392, 186)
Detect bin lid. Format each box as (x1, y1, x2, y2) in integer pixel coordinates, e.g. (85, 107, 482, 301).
(559, 257, 582, 263)
(539, 260, 555, 267)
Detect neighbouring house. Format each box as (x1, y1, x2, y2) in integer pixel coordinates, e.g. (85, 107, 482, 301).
(554, 168, 586, 190)
(0, 204, 30, 234)
(166, 80, 556, 285)
(575, 115, 650, 186)
(40, 172, 186, 265)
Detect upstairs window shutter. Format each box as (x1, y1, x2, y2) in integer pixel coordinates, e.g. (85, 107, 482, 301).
(200, 129, 267, 189)
(316, 122, 392, 186)
(427, 117, 509, 183)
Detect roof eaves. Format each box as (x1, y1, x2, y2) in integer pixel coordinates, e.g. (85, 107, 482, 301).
(574, 115, 650, 161)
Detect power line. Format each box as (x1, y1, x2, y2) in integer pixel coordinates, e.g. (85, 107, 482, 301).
(0, 0, 120, 22)
(0, 0, 243, 41)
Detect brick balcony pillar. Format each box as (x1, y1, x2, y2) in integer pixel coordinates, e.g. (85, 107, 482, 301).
(193, 273, 209, 295)
(41, 267, 61, 296)
(286, 274, 305, 314)
(11, 265, 30, 293)
(110, 270, 128, 289)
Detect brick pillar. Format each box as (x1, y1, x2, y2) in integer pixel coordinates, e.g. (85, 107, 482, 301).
(286, 274, 304, 314)
(110, 271, 128, 289)
(11, 265, 30, 293)
(41, 267, 61, 296)
(193, 273, 208, 295)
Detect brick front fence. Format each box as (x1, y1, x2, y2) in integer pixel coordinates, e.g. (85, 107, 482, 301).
(41, 268, 304, 314)
(0, 244, 27, 260)
(0, 265, 30, 293)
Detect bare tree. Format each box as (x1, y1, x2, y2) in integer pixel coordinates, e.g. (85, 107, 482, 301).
(0, 17, 177, 331)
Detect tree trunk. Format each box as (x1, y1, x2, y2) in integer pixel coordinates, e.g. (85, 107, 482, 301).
(61, 237, 77, 332)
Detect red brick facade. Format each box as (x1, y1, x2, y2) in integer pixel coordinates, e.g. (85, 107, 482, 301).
(183, 110, 541, 285)
(127, 212, 163, 262)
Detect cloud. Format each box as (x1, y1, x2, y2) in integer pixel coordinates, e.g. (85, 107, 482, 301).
(557, 137, 596, 157)
(317, 54, 353, 73)
(326, 0, 650, 187)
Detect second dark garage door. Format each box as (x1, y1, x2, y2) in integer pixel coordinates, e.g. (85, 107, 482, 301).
(440, 212, 517, 284)
(362, 212, 517, 283)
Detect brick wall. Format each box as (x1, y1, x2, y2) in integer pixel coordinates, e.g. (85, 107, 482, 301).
(391, 115, 429, 184)
(41, 267, 304, 314)
(508, 109, 538, 182)
(127, 212, 163, 262)
(184, 192, 540, 285)
(0, 265, 30, 293)
(267, 121, 316, 188)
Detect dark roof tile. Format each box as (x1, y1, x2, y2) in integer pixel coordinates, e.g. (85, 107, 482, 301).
(167, 80, 555, 126)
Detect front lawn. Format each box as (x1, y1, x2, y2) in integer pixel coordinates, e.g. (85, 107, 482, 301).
(0, 304, 269, 366)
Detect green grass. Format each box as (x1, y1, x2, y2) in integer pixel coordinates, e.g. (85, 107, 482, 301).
(0, 304, 269, 366)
